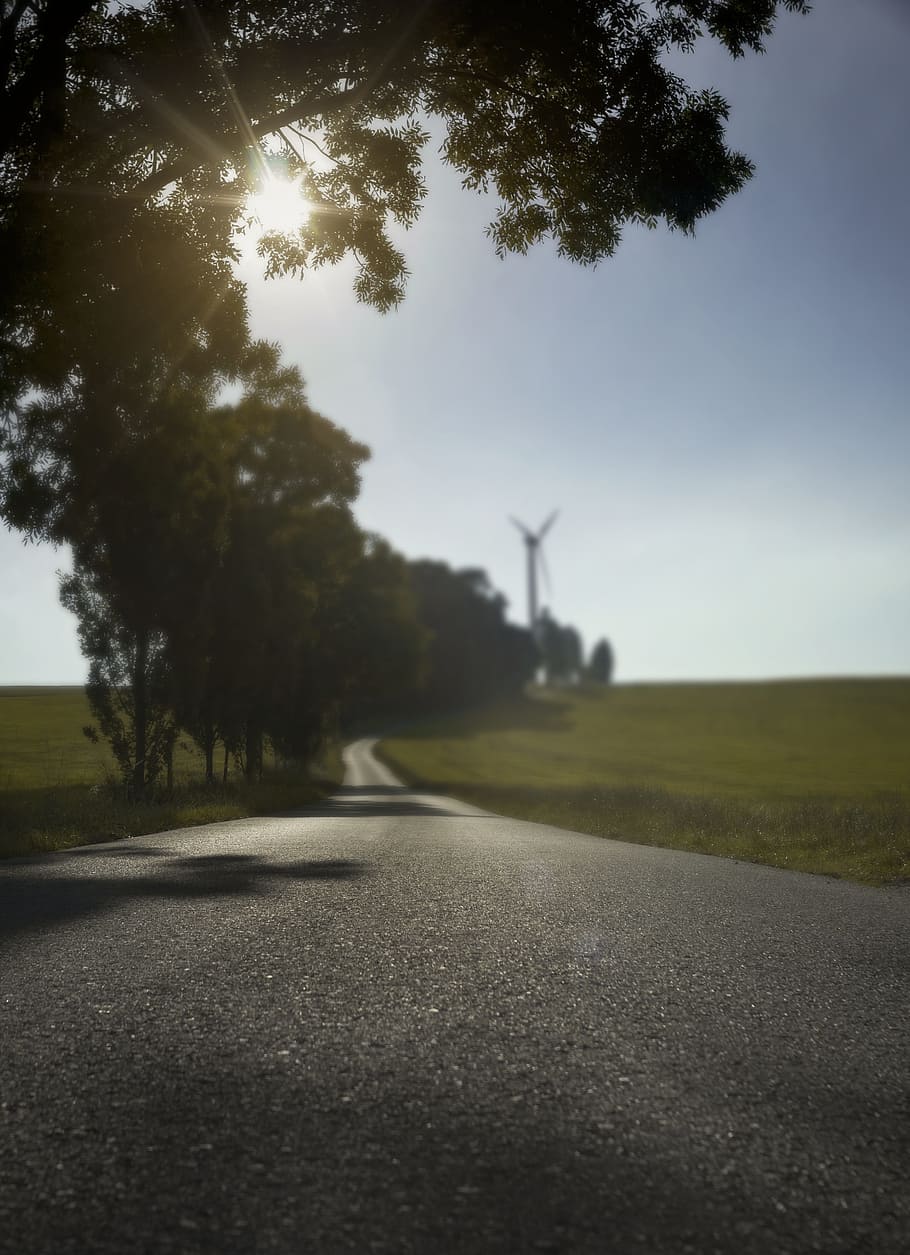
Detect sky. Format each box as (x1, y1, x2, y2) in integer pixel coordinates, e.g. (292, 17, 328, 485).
(2, 0, 908, 685)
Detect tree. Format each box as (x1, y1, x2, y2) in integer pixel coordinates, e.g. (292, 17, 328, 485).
(60, 566, 177, 799)
(324, 536, 427, 729)
(404, 561, 537, 712)
(537, 609, 584, 686)
(562, 624, 584, 682)
(1, 1, 809, 318)
(588, 637, 615, 685)
(1, 1, 809, 539)
(0, 197, 248, 545)
(43, 364, 235, 799)
(47, 337, 373, 793)
(181, 345, 370, 779)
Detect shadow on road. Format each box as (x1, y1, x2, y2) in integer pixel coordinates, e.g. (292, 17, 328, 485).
(281, 784, 474, 819)
(0, 788, 486, 946)
(0, 852, 369, 947)
(384, 692, 575, 740)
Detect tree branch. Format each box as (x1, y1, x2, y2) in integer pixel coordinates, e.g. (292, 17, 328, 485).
(133, 81, 368, 199)
(0, 0, 33, 93)
(422, 61, 549, 110)
(0, 0, 100, 159)
(130, 1, 441, 199)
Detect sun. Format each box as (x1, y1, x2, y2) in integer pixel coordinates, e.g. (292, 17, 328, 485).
(247, 175, 311, 236)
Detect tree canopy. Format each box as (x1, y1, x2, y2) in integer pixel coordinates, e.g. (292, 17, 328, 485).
(1, 0, 810, 537)
(2, 0, 809, 316)
(537, 608, 584, 685)
(588, 637, 615, 685)
(403, 560, 538, 712)
(1, 0, 811, 550)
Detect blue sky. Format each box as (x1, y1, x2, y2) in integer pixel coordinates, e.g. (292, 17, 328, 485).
(2, 0, 908, 683)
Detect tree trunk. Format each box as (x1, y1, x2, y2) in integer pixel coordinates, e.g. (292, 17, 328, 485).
(245, 721, 261, 782)
(203, 720, 215, 784)
(166, 735, 174, 795)
(222, 742, 229, 786)
(131, 628, 148, 802)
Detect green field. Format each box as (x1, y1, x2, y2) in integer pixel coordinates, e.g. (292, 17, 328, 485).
(380, 679, 910, 884)
(0, 687, 340, 858)
(0, 686, 202, 789)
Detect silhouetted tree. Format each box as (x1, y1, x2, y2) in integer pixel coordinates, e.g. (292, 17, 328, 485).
(403, 561, 537, 713)
(51, 341, 377, 794)
(1, 196, 248, 542)
(588, 638, 615, 685)
(328, 537, 427, 729)
(45, 366, 233, 799)
(60, 567, 177, 798)
(562, 625, 584, 682)
(0, 1, 808, 310)
(538, 609, 584, 685)
(182, 346, 369, 779)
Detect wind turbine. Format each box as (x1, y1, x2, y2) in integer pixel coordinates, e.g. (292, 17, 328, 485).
(510, 510, 559, 637)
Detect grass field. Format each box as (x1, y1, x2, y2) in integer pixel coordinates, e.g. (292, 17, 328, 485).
(0, 686, 201, 789)
(380, 679, 910, 885)
(0, 687, 341, 859)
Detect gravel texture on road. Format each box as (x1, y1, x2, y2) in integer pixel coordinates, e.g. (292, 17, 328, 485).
(1, 739, 907, 1254)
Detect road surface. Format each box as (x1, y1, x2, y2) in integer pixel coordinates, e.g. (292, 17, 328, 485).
(1, 739, 907, 1253)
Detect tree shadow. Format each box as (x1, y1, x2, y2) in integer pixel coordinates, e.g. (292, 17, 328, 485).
(380, 692, 574, 741)
(282, 784, 474, 819)
(24, 844, 171, 862)
(0, 852, 369, 946)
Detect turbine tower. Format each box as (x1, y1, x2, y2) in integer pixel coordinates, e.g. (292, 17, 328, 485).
(510, 510, 559, 637)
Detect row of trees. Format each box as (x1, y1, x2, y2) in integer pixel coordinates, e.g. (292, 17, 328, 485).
(42, 312, 617, 796)
(42, 335, 549, 796)
(44, 337, 542, 797)
(50, 363, 617, 797)
(44, 342, 410, 797)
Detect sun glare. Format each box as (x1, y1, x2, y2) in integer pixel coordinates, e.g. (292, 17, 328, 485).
(247, 176, 311, 236)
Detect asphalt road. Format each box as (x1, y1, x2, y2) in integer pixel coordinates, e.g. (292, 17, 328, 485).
(1, 739, 907, 1254)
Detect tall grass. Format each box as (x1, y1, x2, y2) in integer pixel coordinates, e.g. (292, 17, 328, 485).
(0, 774, 337, 860)
(380, 680, 910, 885)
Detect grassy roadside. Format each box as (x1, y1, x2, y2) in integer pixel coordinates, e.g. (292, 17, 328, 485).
(378, 680, 910, 885)
(0, 774, 339, 860)
(0, 687, 343, 859)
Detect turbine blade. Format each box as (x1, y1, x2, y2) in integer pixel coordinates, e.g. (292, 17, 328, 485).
(538, 509, 559, 539)
(509, 515, 532, 538)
